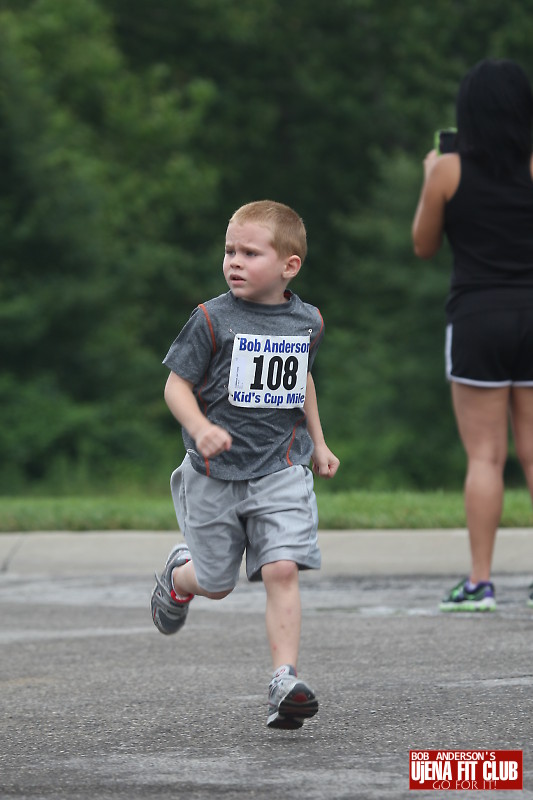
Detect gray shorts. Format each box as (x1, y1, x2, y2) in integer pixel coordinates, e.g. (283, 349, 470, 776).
(170, 455, 321, 593)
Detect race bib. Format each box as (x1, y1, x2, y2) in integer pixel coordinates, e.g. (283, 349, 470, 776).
(228, 333, 310, 408)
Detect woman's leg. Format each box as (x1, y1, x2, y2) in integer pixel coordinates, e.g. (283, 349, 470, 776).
(451, 382, 510, 583)
(509, 386, 533, 500)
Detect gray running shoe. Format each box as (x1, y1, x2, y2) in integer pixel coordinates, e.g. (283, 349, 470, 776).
(151, 543, 193, 635)
(267, 665, 318, 729)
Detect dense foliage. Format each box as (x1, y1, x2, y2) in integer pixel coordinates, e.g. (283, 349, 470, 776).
(2, 0, 533, 492)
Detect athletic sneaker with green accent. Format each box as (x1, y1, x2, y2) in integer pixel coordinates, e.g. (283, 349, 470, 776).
(267, 665, 318, 730)
(439, 578, 496, 612)
(528, 583, 533, 608)
(151, 543, 194, 635)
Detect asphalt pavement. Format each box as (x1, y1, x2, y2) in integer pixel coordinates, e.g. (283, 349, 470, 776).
(1, 528, 532, 800)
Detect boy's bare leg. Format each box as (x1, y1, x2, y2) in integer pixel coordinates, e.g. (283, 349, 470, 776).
(262, 560, 301, 670)
(172, 560, 232, 601)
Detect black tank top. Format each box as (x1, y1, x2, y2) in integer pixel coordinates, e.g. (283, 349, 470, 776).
(444, 157, 533, 321)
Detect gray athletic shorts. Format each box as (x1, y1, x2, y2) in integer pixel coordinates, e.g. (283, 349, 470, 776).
(170, 455, 321, 593)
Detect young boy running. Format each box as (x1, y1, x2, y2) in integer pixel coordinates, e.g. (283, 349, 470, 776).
(151, 200, 339, 729)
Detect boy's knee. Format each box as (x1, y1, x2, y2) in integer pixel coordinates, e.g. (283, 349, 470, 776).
(262, 559, 299, 584)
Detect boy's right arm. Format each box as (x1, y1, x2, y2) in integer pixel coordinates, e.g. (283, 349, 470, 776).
(164, 371, 232, 458)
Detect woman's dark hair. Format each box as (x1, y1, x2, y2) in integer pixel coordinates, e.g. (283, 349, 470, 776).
(456, 58, 533, 174)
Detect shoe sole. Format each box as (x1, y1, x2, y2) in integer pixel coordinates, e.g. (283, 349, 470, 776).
(267, 682, 318, 729)
(439, 600, 496, 612)
(267, 714, 305, 730)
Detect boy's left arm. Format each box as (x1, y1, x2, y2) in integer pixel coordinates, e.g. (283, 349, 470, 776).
(304, 373, 340, 479)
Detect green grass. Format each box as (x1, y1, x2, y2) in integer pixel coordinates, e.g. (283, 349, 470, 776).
(317, 488, 533, 529)
(0, 488, 532, 532)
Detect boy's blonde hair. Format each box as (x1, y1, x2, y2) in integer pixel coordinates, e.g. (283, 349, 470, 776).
(229, 200, 307, 263)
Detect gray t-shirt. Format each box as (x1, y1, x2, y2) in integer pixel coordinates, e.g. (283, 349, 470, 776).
(163, 290, 325, 480)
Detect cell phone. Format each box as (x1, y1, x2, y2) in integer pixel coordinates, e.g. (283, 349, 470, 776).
(435, 128, 458, 155)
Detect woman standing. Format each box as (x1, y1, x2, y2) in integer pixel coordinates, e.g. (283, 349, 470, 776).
(412, 58, 533, 611)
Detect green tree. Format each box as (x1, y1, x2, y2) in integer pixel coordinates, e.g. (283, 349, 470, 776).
(3, 0, 533, 492)
(0, 0, 221, 490)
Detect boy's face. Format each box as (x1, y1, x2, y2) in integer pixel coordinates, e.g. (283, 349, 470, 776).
(223, 221, 301, 305)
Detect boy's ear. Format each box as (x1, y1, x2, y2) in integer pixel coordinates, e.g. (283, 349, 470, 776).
(283, 255, 302, 279)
